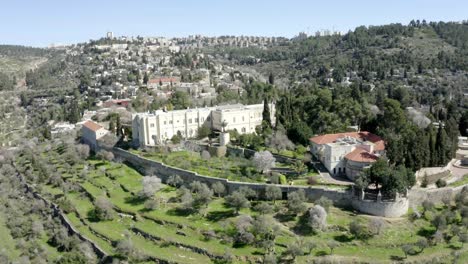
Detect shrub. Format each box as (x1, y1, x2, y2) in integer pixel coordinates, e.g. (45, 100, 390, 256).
(167, 174, 183, 187)
(307, 176, 318, 185)
(436, 179, 447, 188)
(349, 219, 373, 240)
(315, 196, 332, 212)
(279, 174, 287, 185)
(421, 175, 428, 188)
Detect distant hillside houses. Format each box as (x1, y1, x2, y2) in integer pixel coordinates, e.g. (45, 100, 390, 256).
(310, 132, 385, 181)
(132, 103, 276, 147)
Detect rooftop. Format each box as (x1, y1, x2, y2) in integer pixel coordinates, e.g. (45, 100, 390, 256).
(83, 120, 104, 132)
(345, 148, 379, 163)
(310, 131, 385, 151)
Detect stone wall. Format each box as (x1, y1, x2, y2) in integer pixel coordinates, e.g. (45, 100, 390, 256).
(108, 147, 353, 206)
(351, 197, 409, 218)
(408, 185, 467, 208)
(415, 162, 452, 185)
(108, 147, 468, 217)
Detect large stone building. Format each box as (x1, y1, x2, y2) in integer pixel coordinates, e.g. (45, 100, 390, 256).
(310, 131, 385, 180)
(132, 103, 275, 147)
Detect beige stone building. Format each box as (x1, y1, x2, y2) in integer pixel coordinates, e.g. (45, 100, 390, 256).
(310, 132, 385, 180)
(132, 103, 275, 147)
(81, 120, 109, 151)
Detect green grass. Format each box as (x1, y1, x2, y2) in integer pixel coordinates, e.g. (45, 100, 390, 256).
(0, 215, 20, 259)
(449, 174, 468, 187)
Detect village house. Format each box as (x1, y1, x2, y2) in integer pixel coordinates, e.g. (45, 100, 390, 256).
(81, 120, 109, 151)
(310, 131, 385, 181)
(132, 103, 275, 147)
(147, 77, 181, 89)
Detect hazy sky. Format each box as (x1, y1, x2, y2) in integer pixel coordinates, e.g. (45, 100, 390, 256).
(2, 0, 466, 47)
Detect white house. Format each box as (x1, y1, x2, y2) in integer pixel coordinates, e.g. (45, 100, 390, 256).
(132, 103, 275, 147)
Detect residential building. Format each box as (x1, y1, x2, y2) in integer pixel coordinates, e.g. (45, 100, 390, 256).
(132, 103, 275, 147)
(309, 132, 385, 180)
(81, 120, 109, 151)
(147, 77, 181, 90)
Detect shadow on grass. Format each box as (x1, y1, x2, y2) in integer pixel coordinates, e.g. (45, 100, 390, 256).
(124, 195, 147, 206)
(206, 210, 236, 222)
(87, 209, 100, 222)
(390, 255, 405, 261)
(334, 234, 354, 243)
(166, 208, 193, 217)
(292, 213, 313, 235)
(417, 226, 436, 237)
(275, 212, 297, 223)
(316, 250, 329, 257)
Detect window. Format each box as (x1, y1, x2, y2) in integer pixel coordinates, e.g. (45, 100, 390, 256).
(195, 118, 199, 122)
(242, 116, 245, 121)
(150, 123, 155, 128)
(241, 127, 246, 133)
(207, 116, 211, 121)
(169, 120, 173, 124)
(189, 118, 192, 124)
(233, 117, 236, 123)
(163, 121, 166, 125)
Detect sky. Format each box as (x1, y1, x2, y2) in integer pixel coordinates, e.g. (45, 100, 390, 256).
(1, 0, 467, 47)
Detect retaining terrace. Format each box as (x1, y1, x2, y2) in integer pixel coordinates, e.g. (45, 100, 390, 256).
(106, 147, 436, 217)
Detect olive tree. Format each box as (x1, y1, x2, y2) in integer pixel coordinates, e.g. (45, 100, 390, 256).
(308, 205, 327, 232)
(139, 176, 162, 199)
(265, 185, 282, 204)
(212, 182, 226, 197)
(225, 191, 250, 214)
(94, 197, 114, 221)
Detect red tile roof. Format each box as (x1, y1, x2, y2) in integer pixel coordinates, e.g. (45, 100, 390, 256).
(83, 120, 103, 132)
(310, 131, 385, 151)
(345, 148, 379, 163)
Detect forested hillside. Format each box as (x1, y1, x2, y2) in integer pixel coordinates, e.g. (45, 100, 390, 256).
(207, 21, 468, 173)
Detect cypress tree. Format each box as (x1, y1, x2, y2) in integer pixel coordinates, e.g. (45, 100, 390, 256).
(435, 124, 448, 165)
(262, 98, 272, 129)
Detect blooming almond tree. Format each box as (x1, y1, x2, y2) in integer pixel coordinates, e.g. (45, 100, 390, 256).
(253, 151, 275, 174)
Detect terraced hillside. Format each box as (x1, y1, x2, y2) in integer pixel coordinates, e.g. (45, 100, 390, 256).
(10, 141, 467, 263)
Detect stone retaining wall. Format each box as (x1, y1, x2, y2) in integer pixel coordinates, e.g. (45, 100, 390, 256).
(408, 185, 467, 208)
(351, 197, 409, 218)
(108, 147, 352, 206)
(108, 147, 427, 217)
